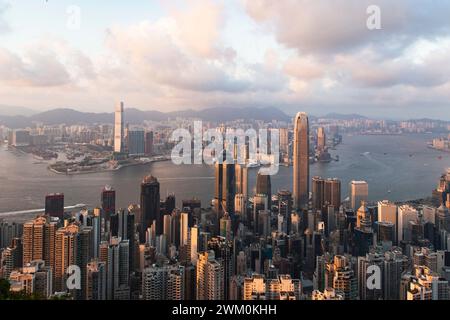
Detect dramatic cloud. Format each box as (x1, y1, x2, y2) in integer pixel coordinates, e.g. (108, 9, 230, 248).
(0, 0, 449, 118)
(242, 0, 450, 55)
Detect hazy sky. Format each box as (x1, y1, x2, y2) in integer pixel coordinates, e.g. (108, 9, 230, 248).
(0, 0, 450, 119)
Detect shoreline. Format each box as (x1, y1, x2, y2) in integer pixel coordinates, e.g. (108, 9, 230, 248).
(48, 157, 171, 175)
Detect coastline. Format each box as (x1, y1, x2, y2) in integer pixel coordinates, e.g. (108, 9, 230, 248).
(48, 157, 171, 175)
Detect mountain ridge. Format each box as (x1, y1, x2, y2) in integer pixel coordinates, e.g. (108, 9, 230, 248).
(0, 106, 291, 128)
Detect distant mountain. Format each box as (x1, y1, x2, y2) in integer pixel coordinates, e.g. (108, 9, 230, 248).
(0, 106, 37, 117)
(321, 113, 368, 120)
(0, 106, 291, 128)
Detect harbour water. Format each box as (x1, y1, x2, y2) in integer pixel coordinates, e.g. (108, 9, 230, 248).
(0, 134, 448, 221)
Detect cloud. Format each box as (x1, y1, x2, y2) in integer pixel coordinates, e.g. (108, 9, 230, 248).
(242, 0, 450, 56)
(169, 0, 225, 58)
(0, 47, 71, 87)
(0, 1, 10, 34)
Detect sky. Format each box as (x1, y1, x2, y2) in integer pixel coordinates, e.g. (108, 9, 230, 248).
(0, 0, 450, 119)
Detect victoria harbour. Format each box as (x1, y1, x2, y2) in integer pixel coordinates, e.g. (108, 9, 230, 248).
(1, 133, 447, 221)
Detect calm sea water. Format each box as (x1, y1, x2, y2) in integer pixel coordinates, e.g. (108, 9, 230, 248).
(0, 134, 448, 221)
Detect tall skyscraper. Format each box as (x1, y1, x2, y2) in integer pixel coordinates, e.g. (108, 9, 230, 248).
(45, 193, 64, 219)
(312, 176, 325, 211)
(378, 200, 397, 225)
(349, 181, 369, 210)
(99, 237, 130, 300)
(86, 260, 107, 300)
(140, 175, 161, 241)
(256, 172, 272, 209)
(398, 205, 418, 242)
(54, 224, 79, 293)
(101, 186, 116, 221)
(127, 129, 145, 155)
(114, 102, 124, 153)
(324, 178, 341, 210)
(312, 177, 341, 212)
(22, 216, 56, 270)
(214, 162, 236, 217)
(293, 112, 310, 210)
(180, 212, 189, 247)
(235, 164, 248, 198)
(317, 127, 326, 151)
(196, 251, 224, 300)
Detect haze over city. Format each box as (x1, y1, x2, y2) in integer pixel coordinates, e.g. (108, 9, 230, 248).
(0, 0, 450, 119)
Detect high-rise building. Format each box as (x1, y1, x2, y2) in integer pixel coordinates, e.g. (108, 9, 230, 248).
(140, 176, 161, 241)
(349, 181, 368, 210)
(253, 194, 268, 235)
(256, 172, 272, 209)
(127, 129, 145, 155)
(293, 112, 309, 209)
(101, 186, 116, 221)
(114, 102, 124, 153)
(325, 255, 358, 300)
(358, 253, 384, 300)
(214, 162, 236, 219)
(45, 193, 64, 219)
(0, 221, 22, 249)
(145, 131, 154, 156)
(436, 204, 450, 233)
(398, 205, 419, 242)
(190, 226, 199, 265)
(312, 176, 325, 211)
(383, 249, 406, 300)
(142, 264, 184, 300)
(220, 213, 232, 240)
(196, 251, 224, 300)
(54, 224, 79, 293)
(110, 209, 135, 271)
(324, 178, 341, 210)
(86, 259, 107, 300)
(378, 200, 397, 234)
(279, 128, 289, 155)
(180, 212, 189, 247)
(317, 127, 326, 151)
(235, 164, 248, 198)
(234, 194, 247, 221)
(22, 216, 57, 271)
(99, 237, 130, 300)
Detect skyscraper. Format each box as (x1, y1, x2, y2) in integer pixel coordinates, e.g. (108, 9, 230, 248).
(45, 193, 64, 219)
(22, 216, 56, 270)
(86, 260, 107, 300)
(235, 164, 248, 198)
(114, 102, 124, 153)
(101, 185, 116, 221)
(196, 250, 224, 300)
(99, 237, 130, 300)
(145, 131, 154, 156)
(127, 129, 145, 155)
(317, 127, 326, 151)
(140, 175, 161, 241)
(54, 224, 79, 293)
(214, 162, 236, 217)
(256, 172, 272, 209)
(312, 176, 325, 211)
(293, 112, 310, 210)
(349, 181, 369, 210)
